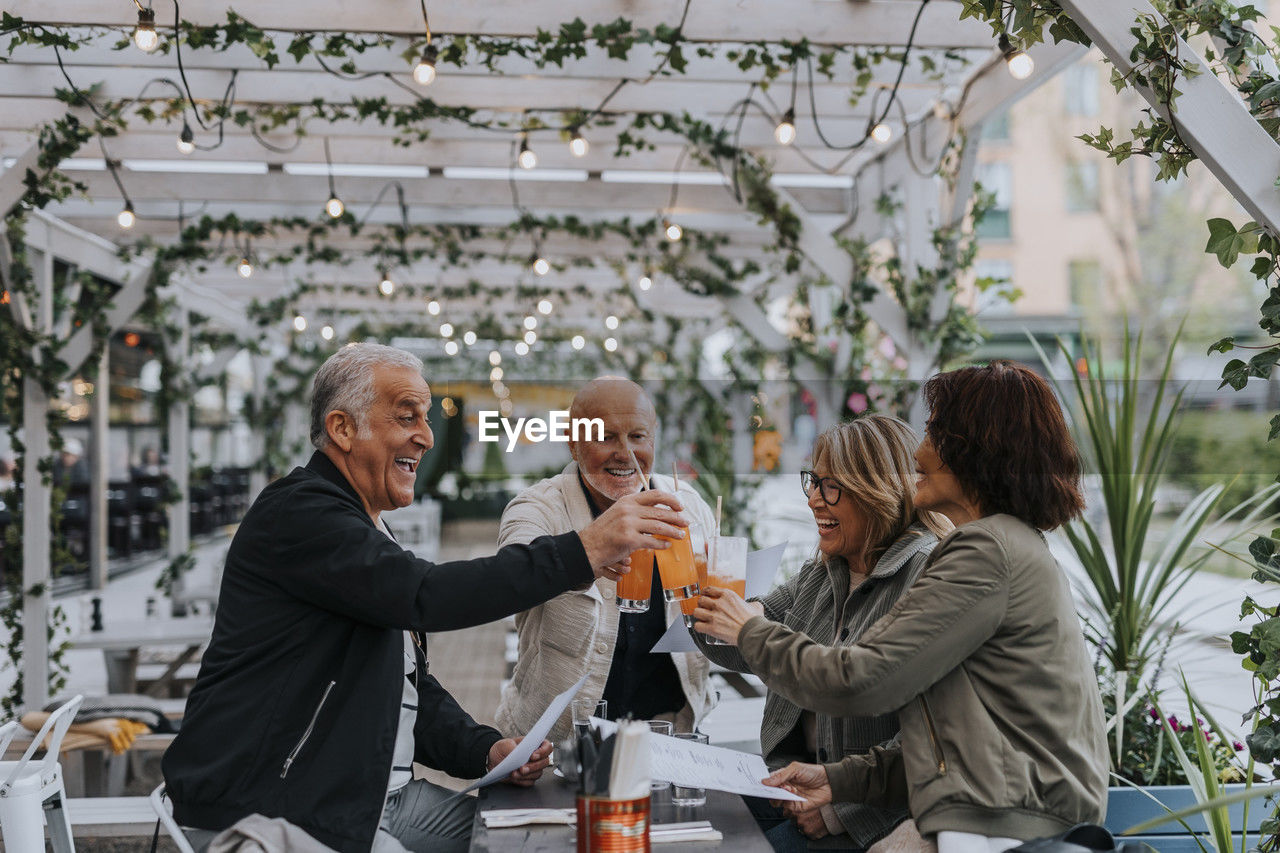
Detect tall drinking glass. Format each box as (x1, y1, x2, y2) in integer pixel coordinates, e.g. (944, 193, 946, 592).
(654, 522, 700, 603)
(572, 698, 608, 740)
(615, 549, 653, 613)
(702, 535, 747, 646)
(680, 523, 710, 626)
(645, 720, 673, 792)
(670, 731, 709, 807)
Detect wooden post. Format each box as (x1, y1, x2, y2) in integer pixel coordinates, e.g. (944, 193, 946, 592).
(88, 347, 109, 590)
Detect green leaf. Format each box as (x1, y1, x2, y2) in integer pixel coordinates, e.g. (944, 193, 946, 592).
(1207, 336, 1235, 354)
(1220, 358, 1249, 390)
(1270, 413, 1280, 442)
(1247, 724, 1280, 762)
(1205, 217, 1258, 267)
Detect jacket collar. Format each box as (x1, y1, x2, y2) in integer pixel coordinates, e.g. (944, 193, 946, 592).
(305, 450, 368, 516)
(823, 523, 939, 582)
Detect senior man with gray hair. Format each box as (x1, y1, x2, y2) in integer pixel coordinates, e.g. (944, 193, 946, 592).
(164, 343, 689, 853)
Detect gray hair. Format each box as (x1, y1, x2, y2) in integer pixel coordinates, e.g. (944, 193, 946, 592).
(310, 342, 424, 450)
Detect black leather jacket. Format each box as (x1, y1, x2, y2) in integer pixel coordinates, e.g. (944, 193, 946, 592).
(163, 452, 592, 852)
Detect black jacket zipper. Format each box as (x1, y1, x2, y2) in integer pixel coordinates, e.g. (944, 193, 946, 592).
(281, 680, 336, 779)
(920, 695, 947, 775)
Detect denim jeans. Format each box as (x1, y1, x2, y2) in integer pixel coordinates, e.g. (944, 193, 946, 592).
(372, 779, 477, 853)
(744, 796, 866, 853)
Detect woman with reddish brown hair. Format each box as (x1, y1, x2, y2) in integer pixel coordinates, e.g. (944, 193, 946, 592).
(695, 361, 1108, 852)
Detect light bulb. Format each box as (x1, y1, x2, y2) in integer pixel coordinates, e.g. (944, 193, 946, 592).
(638, 275, 652, 291)
(237, 257, 253, 278)
(463, 330, 477, 345)
(1007, 51, 1034, 80)
(533, 256, 550, 276)
(518, 137, 537, 170)
(176, 124, 194, 154)
(439, 322, 454, 338)
(870, 122, 892, 144)
(413, 45, 438, 86)
(775, 109, 797, 146)
(427, 300, 440, 315)
(490, 367, 503, 381)
(515, 341, 530, 355)
(321, 324, 334, 341)
(133, 7, 159, 53)
(444, 340, 459, 355)
(571, 335, 585, 350)
(117, 203, 136, 229)
(537, 299, 552, 315)
(604, 337, 618, 352)
(489, 350, 501, 366)
(664, 220, 683, 242)
(524, 330, 536, 345)
(1000, 35, 1034, 80)
(569, 128, 588, 158)
(524, 316, 537, 330)
(293, 315, 307, 332)
(378, 276, 395, 296)
(605, 315, 619, 330)
(325, 195, 344, 218)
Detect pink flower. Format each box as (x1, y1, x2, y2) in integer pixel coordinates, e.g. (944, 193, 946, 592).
(847, 393, 868, 414)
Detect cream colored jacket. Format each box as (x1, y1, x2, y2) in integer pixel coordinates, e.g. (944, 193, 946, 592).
(494, 461, 717, 741)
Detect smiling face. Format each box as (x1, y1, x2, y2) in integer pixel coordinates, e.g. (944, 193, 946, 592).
(332, 363, 433, 521)
(806, 467, 871, 565)
(913, 435, 979, 525)
(569, 380, 656, 510)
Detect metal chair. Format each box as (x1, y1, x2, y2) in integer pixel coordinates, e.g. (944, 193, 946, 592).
(0, 693, 83, 852)
(150, 783, 197, 853)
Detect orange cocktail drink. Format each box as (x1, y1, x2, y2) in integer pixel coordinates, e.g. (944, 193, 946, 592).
(702, 535, 748, 645)
(680, 551, 710, 626)
(616, 548, 654, 613)
(654, 527, 700, 602)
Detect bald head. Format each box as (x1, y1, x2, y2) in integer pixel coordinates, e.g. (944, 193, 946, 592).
(569, 377, 656, 424)
(569, 377, 658, 509)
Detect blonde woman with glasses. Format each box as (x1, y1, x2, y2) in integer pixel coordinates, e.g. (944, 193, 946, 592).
(695, 414, 950, 853)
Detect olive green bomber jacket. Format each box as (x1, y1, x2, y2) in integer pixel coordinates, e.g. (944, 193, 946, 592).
(737, 514, 1108, 840)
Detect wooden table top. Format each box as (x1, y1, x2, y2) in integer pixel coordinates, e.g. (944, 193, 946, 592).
(470, 774, 773, 852)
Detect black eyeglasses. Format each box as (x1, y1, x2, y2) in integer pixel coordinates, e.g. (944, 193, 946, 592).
(800, 470, 845, 506)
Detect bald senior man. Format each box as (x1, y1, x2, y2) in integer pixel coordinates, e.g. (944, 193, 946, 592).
(163, 346, 688, 853)
(495, 378, 716, 742)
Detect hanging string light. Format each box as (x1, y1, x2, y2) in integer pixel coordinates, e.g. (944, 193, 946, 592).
(413, 0, 439, 85)
(176, 122, 195, 154)
(321, 324, 335, 341)
(515, 341, 530, 356)
(531, 252, 550, 276)
(663, 218, 683, 242)
(518, 134, 538, 170)
(293, 315, 307, 332)
(237, 256, 254, 278)
(638, 274, 652, 291)
(605, 315, 619, 330)
(524, 316, 537, 330)
(604, 337, 618, 352)
(571, 335, 585, 350)
(439, 322, 454, 338)
(569, 127, 589, 158)
(463, 330, 477, 345)
(413, 44, 439, 86)
(427, 299, 441, 315)
(444, 340, 459, 355)
(524, 330, 537, 345)
(870, 122, 893, 144)
(537, 299, 553, 315)
(117, 201, 136, 230)
(999, 35, 1034, 80)
(774, 108, 797, 146)
(132, 3, 159, 53)
(324, 137, 344, 218)
(489, 350, 502, 366)
(378, 271, 395, 295)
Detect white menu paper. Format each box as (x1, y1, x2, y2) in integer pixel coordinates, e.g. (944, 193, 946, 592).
(461, 670, 590, 793)
(647, 734, 804, 802)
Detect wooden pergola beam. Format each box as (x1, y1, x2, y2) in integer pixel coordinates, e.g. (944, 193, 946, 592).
(9, 1, 1000, 49)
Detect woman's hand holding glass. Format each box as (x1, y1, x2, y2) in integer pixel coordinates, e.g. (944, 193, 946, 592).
(691, 585, 759, 645)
